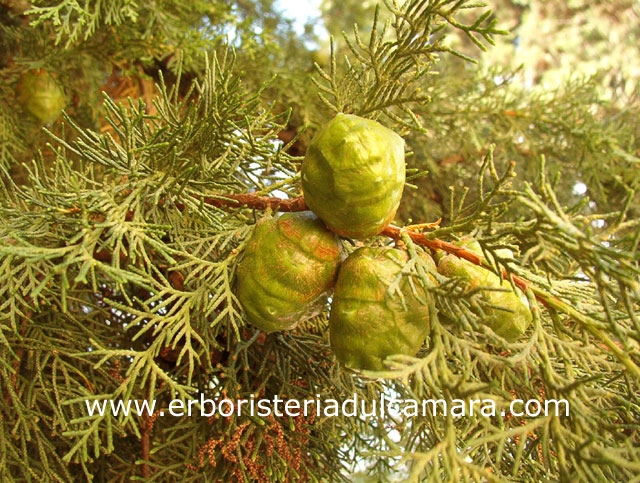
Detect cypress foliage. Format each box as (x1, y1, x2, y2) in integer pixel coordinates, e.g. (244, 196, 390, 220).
(1, 0, 639, 481)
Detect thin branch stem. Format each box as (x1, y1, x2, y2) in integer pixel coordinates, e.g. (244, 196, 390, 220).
(172, 193, 308, 213)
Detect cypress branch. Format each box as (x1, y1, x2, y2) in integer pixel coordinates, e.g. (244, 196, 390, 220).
(48, 183, 640, 379)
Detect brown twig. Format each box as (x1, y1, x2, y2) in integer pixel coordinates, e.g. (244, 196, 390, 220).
(141, 420, 151, 479)
(175, 193, 534, 295)
(380, 224, 532, 295)
(173, 193, 309, 213)
(141, 417, 151, 478)
(140, 384, 154, 479)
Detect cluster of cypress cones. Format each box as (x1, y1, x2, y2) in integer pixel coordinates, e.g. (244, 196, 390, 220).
(236, 114, 532, 371)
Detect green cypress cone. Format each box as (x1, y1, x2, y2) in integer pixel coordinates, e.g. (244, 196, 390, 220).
(301, 114, 405, 238)
(329, 247, 433, 371)
(236, 212, 342, 332)
(437, 239, 532, 341)
(17, 69, 65, 124)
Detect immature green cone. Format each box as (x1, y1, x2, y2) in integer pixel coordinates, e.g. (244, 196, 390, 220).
(301, 113, 405, 238)
(329, 247, 434, 371)
(435, 238, 491, 284)
(482, 282, 533, 340)
(437, 239, 532, 341)
(17, 69, 65, 124)
(236, 211, 342, 332)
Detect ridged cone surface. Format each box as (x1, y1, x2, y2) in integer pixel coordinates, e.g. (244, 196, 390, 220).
(236, 212, 342, 332)
(301, 113, 405, 238)
(329, 247, 433, 371)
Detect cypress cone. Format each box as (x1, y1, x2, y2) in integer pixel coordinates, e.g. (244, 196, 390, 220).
(236, 211, 342, 333)
(437, 238, 532, 341)
(301, 113, 405, 239)
(17, 69, 65, 124)
(329, 247, 434, 371)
